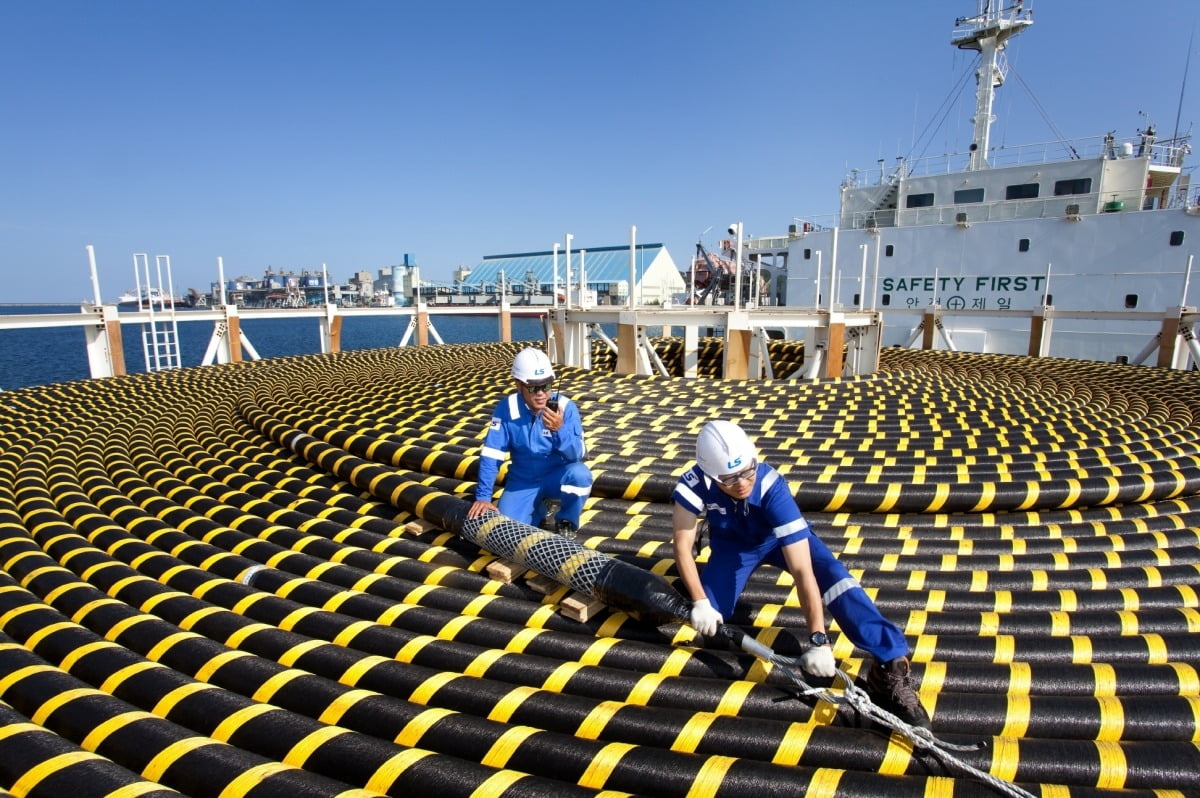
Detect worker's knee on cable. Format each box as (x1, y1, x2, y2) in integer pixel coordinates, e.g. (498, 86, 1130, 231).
(562, 463, 593, 491)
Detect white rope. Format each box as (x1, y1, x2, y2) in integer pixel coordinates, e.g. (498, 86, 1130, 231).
(731, 629, 1037, 798)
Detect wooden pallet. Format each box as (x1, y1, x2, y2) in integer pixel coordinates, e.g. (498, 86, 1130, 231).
(487, 560, 605, 622)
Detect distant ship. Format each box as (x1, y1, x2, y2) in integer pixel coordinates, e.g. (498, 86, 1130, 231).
(737, 1, 1198, 366)
(117, 287, 207, 311)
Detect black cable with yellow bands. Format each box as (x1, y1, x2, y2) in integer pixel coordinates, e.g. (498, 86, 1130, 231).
(1, 340, 1198, 796)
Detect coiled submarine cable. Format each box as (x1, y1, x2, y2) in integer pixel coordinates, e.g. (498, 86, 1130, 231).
(6, 344, 1200, 794)
(452, 513, 1038, 798)
(263, 412, 1036, 798)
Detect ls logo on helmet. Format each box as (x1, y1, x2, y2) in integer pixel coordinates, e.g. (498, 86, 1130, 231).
(726, 456, 743, 469)
(534, 368, 546, 376)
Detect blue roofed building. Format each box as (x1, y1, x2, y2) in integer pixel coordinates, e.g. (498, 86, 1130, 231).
(455, 243, 685, 307)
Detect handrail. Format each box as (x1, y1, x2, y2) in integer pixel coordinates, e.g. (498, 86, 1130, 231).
(841, 133, 1191, 187)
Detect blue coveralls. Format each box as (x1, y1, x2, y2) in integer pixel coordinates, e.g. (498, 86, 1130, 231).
(476, 391, 592, 527)
(672, 462, 909, 662)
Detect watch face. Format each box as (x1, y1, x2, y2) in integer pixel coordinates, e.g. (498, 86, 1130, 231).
(809, 631, 828, 646)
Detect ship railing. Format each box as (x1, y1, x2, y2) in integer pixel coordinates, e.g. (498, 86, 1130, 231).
(951, 2, 1034, 44)
(841, 134, 1191, 187)
(744, 235, 792, 251)
(845, 183, 1194, 230)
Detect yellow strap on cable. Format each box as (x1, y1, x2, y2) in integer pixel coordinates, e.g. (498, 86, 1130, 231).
(470, 770, 526, 798)
(153, 681, 220, 717)
(12, 752, 107, 795)
(686, 755, 738, 798)
(31, 687, 93, 725)
(284, 725, 351, 767)
(142, 737, 222, 781)
(106, 782, 177, 798)
(252, 669, 306, 703)
(670, 713, 716, 753)
(879, 734, 913, 775)
(770, 722, 814, 766)
(319, 688, 377, 725)
(365, 749, 434, 793)
(341, 654, 393, 686)
(216, 761, 293, 798)
(408, 671, 460, 706)
(1094, 740, 1128, 789)
(81, 710, 158, 752)
(481, 726, 539, 768)
(212, 703, 279, 742)
(394, 707, 455, 748)
(574, 700, 623, 741)
(578, 741, 636, 790)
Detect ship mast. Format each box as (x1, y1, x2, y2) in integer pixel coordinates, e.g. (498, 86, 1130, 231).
(952, 1, 1034, 170)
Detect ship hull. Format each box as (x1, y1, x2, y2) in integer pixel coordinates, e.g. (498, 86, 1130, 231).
(776, 207, 1200, 363)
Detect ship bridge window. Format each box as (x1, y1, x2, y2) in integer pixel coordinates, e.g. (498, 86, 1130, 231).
(1018, 238, 1030, 252)
(804, 248, 813, 259)
(1171, 231, 1185, 246)
(1054, 178, 1092, 196)
(1005, 183, 1040, 200)
(885, 245, 894, 256)
(954, 188, 985, 204)
(906, 192, 935, 208)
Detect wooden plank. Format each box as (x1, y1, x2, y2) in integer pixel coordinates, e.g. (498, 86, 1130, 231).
(561, 592, 605, 623)
(485, 559, 523, 583)
(403, 518, 438, 534)
(527, 575, 561, 596)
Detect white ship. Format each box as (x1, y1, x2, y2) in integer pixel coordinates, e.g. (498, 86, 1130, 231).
(742, 1, 1199, 366)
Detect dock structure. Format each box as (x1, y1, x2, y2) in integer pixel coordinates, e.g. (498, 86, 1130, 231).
(547, 305, 883, 380)
(0, 300, 886, 382)
(3, 341, 1200, 796)
(8, 298, 1200, 383)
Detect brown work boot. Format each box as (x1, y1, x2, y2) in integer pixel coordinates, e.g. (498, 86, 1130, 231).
(865, 657, 931, 728)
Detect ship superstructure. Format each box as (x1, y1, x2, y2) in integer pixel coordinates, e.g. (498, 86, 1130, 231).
(742, 1, 1199, 365)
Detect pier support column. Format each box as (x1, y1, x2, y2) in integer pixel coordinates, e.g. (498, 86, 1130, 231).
(416, 304, 430, 346)
(320, 303, 342, 354)
(853, 313, 883, 373)
(616, 320, 639, 376)
(1158, 307, 1191, 369)
(824, 320, 846, 378)
(682, 325, 699, 378)
(498, 302, 512, 343)
(548, 309, 567, 363)
(561, 314, 590, 368)
(203, 305, 245, 365)
(1028, 306, 1053, 357)
(921, 309, 938, 350)
(225, 305, 244, 363)
(724, 328, 751, 379)
(83, 304, 126, 379)
(748, 328, 775, 380)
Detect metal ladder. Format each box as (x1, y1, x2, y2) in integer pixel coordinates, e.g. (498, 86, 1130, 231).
(133, 253, 183, 372)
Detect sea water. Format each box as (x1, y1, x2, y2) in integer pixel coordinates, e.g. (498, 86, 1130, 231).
(0, 305, 549, 391)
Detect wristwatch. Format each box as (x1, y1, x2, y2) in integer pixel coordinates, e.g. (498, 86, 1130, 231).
(808, 631, 829, 647)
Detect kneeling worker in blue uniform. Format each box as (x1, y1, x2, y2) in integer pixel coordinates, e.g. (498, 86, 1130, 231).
(468, 348, 592, 538)
(672, 420, 931, 728)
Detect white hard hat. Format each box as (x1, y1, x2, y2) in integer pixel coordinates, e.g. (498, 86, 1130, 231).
(511, 348, 555, 383)
(696, 420, 758, 479)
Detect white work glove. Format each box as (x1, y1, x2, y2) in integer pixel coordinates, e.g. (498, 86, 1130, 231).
(799, 644, 837, 678)
(689, 598, 723, 637)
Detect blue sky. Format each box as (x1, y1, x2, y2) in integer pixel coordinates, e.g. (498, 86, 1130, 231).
(3, 0, 1197, 303)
